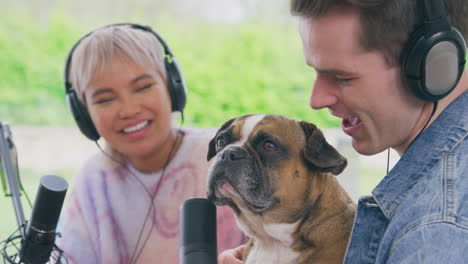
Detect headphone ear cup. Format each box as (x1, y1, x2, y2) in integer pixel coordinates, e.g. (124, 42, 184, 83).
(401, 26, 466, 102)
(165, 57, 187, 112)
(66, 90, 100, 141)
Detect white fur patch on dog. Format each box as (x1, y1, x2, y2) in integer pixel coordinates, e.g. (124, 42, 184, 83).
(264, 222, 298, 246)
(245, 222, 300, 264)
(236, 114, 265, 146)
(246, 246, 299, 264)
(240, 220, 300, 264)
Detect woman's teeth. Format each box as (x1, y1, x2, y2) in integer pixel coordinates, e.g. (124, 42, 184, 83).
(123, 121, 149, 133)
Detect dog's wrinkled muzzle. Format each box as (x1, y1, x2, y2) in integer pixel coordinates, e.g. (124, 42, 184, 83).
(207, 146, 277, 213)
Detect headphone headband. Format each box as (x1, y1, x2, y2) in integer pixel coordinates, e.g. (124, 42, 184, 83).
(421, 0, 451, 37)
(64, 23, 173, 92)
(422, 0, 448, 21)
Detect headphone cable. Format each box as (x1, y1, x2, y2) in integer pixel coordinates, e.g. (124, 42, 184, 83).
(129, 129, 182, 264)
(386, 148, 390, 175)
(94, 128, 181, 264)
(386, 101, 438, 174)
(407, 101, 438, 151)
(94, 142, 155, 263)
(128, 113, 185, 263)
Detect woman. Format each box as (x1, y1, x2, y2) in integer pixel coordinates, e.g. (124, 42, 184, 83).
(57, 23, 243, 264)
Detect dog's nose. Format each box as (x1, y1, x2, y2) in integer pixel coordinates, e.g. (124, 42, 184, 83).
(221, 147, 247, 161)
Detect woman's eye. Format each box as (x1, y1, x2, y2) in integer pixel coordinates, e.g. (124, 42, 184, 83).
(262, 141, 277, 151)
(136, 83, 153, 92)
(94, 97, 114, 104)
(216, 137, 227, 149)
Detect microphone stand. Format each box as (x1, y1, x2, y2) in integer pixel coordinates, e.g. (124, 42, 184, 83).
(0, 122, 27, 239)
(0, 122, 68, 264)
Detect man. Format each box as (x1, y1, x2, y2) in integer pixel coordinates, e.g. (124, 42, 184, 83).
(220, 0, 468, 263)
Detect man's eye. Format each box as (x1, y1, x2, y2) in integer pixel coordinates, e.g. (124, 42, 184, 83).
(334, 77, 356, 84)
(262, 141, 277, 151)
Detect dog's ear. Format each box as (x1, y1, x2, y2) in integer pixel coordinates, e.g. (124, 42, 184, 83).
(207, 117, 237, 161)
(299, 121, 347, 175)
(207, 137, 217, 161)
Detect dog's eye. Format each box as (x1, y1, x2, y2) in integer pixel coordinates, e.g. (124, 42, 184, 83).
(216, 137, 227, 149)
(262, 141, 277, 151)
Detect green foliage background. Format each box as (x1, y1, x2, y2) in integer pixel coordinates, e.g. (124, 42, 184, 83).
(0, 12, 340, 128)
(0, 5, 369, 239)
(0, 8, 345, 239)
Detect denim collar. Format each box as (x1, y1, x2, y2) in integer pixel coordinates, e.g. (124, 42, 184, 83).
(372, 90, 468, 219)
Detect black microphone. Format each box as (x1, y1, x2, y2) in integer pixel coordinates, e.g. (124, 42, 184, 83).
(19, 175, 68, 264)
(179, 198, 217, 264)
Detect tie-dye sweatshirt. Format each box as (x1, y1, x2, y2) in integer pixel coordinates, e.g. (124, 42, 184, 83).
(56, 127, 244, 264)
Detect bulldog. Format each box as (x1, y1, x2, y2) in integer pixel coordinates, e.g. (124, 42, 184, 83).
(206, 114, 356, 264)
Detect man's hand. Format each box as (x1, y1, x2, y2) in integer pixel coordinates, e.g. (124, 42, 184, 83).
(218, 244, 246, 264)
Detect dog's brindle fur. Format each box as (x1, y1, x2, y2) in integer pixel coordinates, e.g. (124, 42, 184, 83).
(206, 114, 356, 264)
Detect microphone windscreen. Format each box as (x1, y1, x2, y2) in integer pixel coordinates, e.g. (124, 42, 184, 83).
(179, 198, 217, 264)
(20, 175, 68, 264)
(29, 175, 68, 232)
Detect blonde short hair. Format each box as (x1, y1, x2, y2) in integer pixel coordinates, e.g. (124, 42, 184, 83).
(68, 24, 167, 102)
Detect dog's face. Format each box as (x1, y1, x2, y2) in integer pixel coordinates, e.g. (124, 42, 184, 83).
(206, 114, 347, 224)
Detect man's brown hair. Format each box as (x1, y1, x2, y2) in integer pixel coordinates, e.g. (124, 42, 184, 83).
(291, 0, 468, 67)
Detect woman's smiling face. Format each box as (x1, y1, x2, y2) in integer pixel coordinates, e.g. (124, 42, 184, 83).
(84, 57, 173, 160)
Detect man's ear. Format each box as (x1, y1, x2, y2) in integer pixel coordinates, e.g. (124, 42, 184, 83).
(299, 121, 347, 175)
(207, 117, 237, 161)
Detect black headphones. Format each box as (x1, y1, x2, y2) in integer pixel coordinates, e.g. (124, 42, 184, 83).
(401, 0, 466, 102)
(64, 23, 187, 141)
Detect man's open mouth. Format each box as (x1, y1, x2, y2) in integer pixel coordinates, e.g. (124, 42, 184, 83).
(342, 117, 362, 136)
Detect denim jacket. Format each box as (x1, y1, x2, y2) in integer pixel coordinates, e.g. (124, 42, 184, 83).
(344, 90, 468, 264)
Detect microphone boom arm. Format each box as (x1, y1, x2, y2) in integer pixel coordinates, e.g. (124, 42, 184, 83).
(0, 122, 27, 239)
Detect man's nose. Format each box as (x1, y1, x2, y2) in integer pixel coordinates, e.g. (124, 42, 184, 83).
(309, 77, 338, 110)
